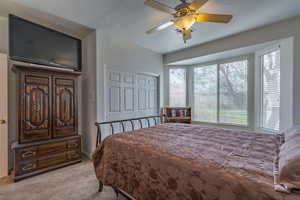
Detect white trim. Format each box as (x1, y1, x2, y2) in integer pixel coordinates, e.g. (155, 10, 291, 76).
(105, 65, 160, 77)
(255, 45, 281, 132)
(187, 66, 194, 107)
(192, 121, 251, 131)
(279, 37, 294, 130)
(247, 54, 256, 130)
(256, 45, 280, 57)
(82, 150, 93, 159)
(0, 53, 8, 178)
(186, 55, 250, 68)
(103, 64, 108, 121)
(254, 37, 294, 132)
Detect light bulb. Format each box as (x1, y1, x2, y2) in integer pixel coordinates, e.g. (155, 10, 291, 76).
(174, 15, 196, 31)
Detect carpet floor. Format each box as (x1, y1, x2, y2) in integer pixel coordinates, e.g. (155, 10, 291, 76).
(0, 161, 126, 200)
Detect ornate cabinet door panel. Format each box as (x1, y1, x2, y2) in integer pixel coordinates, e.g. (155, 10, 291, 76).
(53, 76, 77, 138)
(20, 73, 52, 143)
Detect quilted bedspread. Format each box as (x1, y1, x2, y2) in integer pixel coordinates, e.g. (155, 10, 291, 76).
(93, 123, 300, 200)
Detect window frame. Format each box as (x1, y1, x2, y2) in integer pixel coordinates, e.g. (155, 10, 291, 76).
(256, 46, 281, 133)
(167, 67, 188, 107)
(192, 64, 218, 123)
(191, 56, 250, 127)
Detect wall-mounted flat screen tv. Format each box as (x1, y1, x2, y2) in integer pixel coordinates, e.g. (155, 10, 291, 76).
(9, 15, 81, 71)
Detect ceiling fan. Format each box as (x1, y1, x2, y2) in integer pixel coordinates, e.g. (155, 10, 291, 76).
(145, 0, 233, 43)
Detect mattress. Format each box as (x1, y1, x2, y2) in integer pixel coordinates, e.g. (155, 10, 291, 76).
(93, 123, 300, 200)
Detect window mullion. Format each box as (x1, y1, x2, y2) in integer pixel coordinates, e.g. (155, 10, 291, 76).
(217, 64, 220, 123)
(260, 56, 264, 129)
(185, 67, 189, 106)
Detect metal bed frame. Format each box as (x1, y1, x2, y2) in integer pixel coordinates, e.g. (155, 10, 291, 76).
(95, 115, 163, 199)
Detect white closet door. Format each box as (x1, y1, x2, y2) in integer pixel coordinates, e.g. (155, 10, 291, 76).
(136, 74, 158, 117)
(106, 70, 159, 122)
(0, 54, 8, 178)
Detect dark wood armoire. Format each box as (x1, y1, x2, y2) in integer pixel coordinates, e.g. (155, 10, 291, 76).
(12, 64, 82, 181)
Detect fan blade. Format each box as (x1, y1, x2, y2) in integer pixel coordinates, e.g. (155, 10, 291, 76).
(189, 0, 208, 11)
(144, 0, 174, 14)
(194, 13, 233, 23)
(146, 21, 174, 34)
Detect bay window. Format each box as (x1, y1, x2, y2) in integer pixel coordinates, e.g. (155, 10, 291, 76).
(166, 39, 291, 132)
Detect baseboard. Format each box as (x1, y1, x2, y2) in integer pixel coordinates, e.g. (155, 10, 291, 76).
(82, 150, 93, 159)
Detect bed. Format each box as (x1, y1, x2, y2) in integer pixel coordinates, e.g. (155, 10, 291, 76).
(93, 117, 300, 200)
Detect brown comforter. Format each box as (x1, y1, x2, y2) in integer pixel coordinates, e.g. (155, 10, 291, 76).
(93, 123, 299, 200)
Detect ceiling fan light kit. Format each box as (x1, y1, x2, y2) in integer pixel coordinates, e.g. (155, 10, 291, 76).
(145, 0, 233, 43)
(174, 15, 195, 30)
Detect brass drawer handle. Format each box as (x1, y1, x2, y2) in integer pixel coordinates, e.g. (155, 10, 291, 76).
(22, 151, 36, 158)
(68, 143, 78, 148)
(69, 153, 80, 160)
(22, 163, 37, 171)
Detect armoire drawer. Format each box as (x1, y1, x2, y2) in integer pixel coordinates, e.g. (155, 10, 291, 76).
(16, 150, 81, 177)
(15, 141, 67, 162)
(67, 150, 81, 161)
(15, 137, 81, 162)
(16, 152, 67, 176)
(67, 139, 81, 150)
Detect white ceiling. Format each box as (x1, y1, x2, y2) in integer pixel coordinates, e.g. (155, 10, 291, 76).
(0, 1, 93, 39)
(8, 0, 300, 53)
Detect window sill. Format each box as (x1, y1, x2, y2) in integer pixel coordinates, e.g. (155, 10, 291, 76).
(255, 127, 279, 135)
(191, 121, 279, 134)
(191, 121, 251, 131)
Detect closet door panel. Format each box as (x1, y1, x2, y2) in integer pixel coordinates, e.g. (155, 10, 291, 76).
(20, 73, 52, 143)
(52, 76, 77, 138)
(106, 70, 159, 122)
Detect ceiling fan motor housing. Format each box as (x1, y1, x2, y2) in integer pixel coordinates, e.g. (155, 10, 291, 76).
(175, 2, 191, 12)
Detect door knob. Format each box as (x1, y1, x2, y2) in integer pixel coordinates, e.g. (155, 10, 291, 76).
(0, 120, 6, 124)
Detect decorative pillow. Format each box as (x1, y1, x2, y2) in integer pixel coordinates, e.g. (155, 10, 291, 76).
(276, 125, 300, 191)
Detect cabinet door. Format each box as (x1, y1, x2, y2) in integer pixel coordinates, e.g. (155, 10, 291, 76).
(52, 76, 77, 138)
(20, 73, 52, 143)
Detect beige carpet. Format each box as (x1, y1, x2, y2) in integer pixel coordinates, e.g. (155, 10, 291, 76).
(0, 161, 126, 200)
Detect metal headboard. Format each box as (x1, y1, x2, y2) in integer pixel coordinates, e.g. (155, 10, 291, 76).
(95, 115, 163, 147)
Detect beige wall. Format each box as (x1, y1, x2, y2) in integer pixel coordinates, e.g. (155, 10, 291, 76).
(81, 31, 97, 157)
(81, 30, 164, 157)
(0, 16, 16, 170)
(97, 30, 164, 120)
(0, 17, 8, 54)
(164, 15, 300, 124)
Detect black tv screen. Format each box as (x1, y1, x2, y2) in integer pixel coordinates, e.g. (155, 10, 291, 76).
(9, 15, 81, 71)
